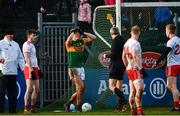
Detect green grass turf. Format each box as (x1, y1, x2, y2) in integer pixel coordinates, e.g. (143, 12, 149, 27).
(0, 106, 180, 115)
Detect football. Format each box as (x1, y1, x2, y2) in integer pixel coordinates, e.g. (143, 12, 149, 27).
(81, 103, 92, 112)
(70, 104, 76, 112)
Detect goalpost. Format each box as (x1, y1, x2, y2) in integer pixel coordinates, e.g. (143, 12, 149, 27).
(93, 1, 180, 49)
(115, 1, 180, 35)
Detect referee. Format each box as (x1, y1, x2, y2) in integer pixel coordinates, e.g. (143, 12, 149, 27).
(0, 28, 25, 113)
(104, 27, 128, 112)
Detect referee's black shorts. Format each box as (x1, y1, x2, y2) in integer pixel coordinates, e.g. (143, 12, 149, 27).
(109, 62, 125, 80)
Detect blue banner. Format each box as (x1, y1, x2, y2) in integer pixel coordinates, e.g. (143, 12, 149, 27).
(84, 69, 180, 107)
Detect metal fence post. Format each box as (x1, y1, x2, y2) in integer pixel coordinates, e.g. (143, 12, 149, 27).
(174, 13, 178, 35)
(72, 13, 77, 27)
(38, 12, 44, 108)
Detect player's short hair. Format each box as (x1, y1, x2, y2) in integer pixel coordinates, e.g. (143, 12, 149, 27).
(131, 25, 140, 35)
(26, 29, 37, 36)
(166, 24, 176, 34)
(110, 27, 119, 35)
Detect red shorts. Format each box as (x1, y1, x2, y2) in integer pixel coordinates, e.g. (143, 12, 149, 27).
(166, 65, 180, 77)
(126, 70, 143, 81)
(24, 66, 40, 80)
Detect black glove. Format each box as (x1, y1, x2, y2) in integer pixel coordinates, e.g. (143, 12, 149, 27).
(31, 71, 36, 80)
(38, 69, 43, 79)
(79, 29, 84, 35)
(141, 68, 148, 78)
(70, 27, 84, 35)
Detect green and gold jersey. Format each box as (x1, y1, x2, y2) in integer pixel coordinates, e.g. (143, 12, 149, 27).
(66, 37, 89, 68)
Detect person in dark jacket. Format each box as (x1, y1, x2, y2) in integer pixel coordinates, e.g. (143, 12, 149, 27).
(104, 27, 129, 112)
(25, 0, 46, 29)
(0, 0, 17, 34)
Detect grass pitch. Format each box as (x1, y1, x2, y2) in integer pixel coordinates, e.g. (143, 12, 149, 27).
(2, 105, 177, 115)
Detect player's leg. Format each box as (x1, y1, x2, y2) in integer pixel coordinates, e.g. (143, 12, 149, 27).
(109, 79, 124, 104)
(116, 80, 128, 112)
(133, 78, 144, 115)
(24, 79, 33, 114)
(74, 77, 84, 112)
(65, 68, 84, 112)
(64, 68, 78, 112)
(167, 76, 180, 110)
(109, 79, 117, 92)
(129, 80, 137, 115)
(109, 79, 121, 110)
(64, 83, 77, 111)
(31, 80, 40, 113)
(109, 62, 127, 111)
(75, 67, 85, 112)
(166, 65, 180, 111)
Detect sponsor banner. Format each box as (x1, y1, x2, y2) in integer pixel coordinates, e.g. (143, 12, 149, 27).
(84, 69, 179, 107)
(98, 51, 166, 69)
(5, 70, 26, 108)
(142, 52, 166, 69)
(98, 51, 111, 68)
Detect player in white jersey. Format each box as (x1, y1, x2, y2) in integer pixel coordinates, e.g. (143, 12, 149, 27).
(122, 25, 145, 115)
(154, 24, 180, 111)
(23, 29, 41, 114)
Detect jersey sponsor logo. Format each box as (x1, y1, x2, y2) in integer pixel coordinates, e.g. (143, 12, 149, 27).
(98, 51, 111, 68)
(149, 78, 167, 99)
(142, 52, 166, 69)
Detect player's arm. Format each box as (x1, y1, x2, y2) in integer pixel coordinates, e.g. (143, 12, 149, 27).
(156, 47, 172, 65)
(0, 47, 5, 64)
(122, 50, 128, 67)
(24, 52, 33, 71)
(65, 33, 74, 46)
(132, 49, 142, 70)
(83, 32, 96, 43)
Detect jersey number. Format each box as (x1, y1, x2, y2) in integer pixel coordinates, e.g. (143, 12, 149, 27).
(124, 47, 132, 58)
(175, 44, 180, 55)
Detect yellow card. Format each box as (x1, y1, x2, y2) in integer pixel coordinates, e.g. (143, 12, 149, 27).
(107, 13, 113, 20)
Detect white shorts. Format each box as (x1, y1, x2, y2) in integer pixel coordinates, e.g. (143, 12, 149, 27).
(68, 67, 85, 80)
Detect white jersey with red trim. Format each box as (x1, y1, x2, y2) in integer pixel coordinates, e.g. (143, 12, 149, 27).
(22, 41, 39, 67)
(166, 36, 180, 66)
(123, 38, 142, 70)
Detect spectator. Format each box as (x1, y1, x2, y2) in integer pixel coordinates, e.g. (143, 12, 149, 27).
(25, 0, 46, 29)
(153, 0, 172, 30)
(0, 0, 17, 34)
(57, 0, 72, 16)
(104, 0, 124, 5)
(78, 0, 91, 32)
(0, 27, 25, 114)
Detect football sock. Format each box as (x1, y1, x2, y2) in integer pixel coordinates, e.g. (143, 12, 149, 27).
(114, 88, 126, 102)
(24, 105, 29, 110)
(173, 101, 179, 109)
(131, 107, 137, 115)
(137, 106, 144, 115)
